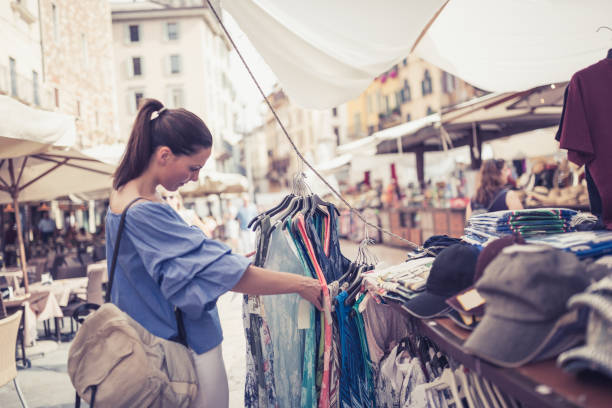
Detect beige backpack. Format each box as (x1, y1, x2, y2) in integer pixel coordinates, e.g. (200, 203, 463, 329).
(67, 198, 198, 407)
(68, 303, 197, 407)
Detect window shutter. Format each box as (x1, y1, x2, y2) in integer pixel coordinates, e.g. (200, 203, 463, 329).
(175, 22, 181, 40)
(162, 22, 168, 41)
(125, 59, 133, 79)
(127, 92, 134, 114)
(123, 25, 130, 44)
(163, 56, 170, 76)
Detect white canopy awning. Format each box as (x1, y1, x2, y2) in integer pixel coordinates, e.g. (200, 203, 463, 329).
(224, 0, 612, 108)
(337, 114, 440, 155)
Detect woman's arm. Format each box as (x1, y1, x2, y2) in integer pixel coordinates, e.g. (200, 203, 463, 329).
(465, 201, 472, 220)
(505, 190, 524, 210)
(232, 265, 323, 310)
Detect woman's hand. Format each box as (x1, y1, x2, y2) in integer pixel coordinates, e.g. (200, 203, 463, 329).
(298, 277, 324, 311)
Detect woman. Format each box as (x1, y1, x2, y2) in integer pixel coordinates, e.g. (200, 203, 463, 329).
(465, 159, 523, 219)
(107, 99, 322, 408)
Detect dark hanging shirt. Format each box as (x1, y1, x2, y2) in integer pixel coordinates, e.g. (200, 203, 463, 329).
(557, 59, 612, 230)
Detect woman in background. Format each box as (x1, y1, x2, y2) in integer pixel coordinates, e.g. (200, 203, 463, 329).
(465, 159, 523, 219)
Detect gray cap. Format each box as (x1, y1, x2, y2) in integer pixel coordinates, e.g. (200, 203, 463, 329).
(558, 277, 612, 378)
(463, 244, 589, 367)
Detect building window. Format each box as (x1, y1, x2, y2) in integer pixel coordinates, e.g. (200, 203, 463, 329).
(32, 70, 39, 105)
(426, 106, 435, 116)
(54, 88, 59, 108)
(367, 125, 375, 135)
(170, 54, 181, 74)
(166, 22, 179, 40)
(169, 87, 184, 108)
(333, 126, 340, 145)
(133, 91, 144, 112)
(81, 33, 88, 66)
(9, 57, 17, 97)
(402, 80, 412, 103)
(132, 57, 142, 76)
(406, 113, 412, 122)
(52, 3, 59, 42)
(332, 107, 337, 117)
(129, 24, 140, 42)
(384, 95, 390, 114)
(421, 69, 433, 96)
(395, 91, 402, 108)
(403, 58, 408, 66)
(442, 71, 456, 93)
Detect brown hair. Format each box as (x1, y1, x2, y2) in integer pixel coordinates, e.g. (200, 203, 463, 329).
(113, 98, 213, 189)
(474, 159, 505, 206)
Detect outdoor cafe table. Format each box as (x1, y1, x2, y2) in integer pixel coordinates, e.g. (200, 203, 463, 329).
(30, 278, 89, 307)
(4, 290, 63, 346)
(0, 267, 25, 290)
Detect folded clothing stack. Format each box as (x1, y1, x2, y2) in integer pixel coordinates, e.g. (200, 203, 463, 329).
(527, 231, 612, 259)
(464, 208, 577, 247)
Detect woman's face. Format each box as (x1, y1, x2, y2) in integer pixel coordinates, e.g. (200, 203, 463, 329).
(160, 146, 211, 191)
(501, 165, 511, 183)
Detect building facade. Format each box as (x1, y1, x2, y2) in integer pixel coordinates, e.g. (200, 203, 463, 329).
(346, 55, 484, 140)
(39, 0, 119, 148)
(0, 0, 49, 109)
(111, 0, 238, 170)
(258, 86, 339, 192)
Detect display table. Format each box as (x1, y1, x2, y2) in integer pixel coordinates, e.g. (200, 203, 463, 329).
(408, 313, 612, 408)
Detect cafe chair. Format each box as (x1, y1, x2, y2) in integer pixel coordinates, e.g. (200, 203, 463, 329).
(0, 310, 28, 407)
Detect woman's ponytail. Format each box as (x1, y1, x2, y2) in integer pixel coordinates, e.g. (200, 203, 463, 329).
(113, 99, 164, 189)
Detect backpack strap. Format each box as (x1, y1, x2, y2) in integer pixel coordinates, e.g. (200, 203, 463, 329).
(105, 197, 145, 303)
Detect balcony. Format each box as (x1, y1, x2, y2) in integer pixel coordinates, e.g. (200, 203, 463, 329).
(0, 64, 54, 110)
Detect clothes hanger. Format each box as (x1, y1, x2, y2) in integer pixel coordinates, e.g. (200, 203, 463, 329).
(487, 380, 509, 408)
(455, 367, 476, 408)
(596, 26, 612, 58)
(470, 371, 495, 408)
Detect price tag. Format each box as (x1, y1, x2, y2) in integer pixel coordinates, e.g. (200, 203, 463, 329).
(457, 289, 485, 311)
(297, 299, 312, 329)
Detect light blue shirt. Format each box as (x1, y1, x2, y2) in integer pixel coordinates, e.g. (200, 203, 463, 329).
(106, 202, 250, 354)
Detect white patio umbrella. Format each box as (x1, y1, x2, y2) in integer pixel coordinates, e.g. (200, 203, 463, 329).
(0, 96, 114, 292)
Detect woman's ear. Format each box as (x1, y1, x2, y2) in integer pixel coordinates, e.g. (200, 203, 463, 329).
(155, 146, 173, 166)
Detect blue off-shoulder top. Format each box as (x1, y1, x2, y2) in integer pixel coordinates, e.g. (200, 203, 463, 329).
(105, 201, 250, 354)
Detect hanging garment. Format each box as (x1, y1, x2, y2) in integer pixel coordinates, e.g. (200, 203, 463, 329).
(259, 226, 308, 408)
(558, 59, 612, 229)
(244, 217, 279, 408)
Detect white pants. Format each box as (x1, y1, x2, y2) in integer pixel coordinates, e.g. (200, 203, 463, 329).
(191, 344, 229, 408)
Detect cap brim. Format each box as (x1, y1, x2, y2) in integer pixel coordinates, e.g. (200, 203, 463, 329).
(402, 291, 451, 319)
(464, 314, 556, 368)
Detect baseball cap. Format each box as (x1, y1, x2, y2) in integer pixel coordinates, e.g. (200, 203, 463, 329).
(446, 235, 525, 318)
(402, 244, 479, 319)
(463, 245, 589, 367)
(558, 277, 612, 379)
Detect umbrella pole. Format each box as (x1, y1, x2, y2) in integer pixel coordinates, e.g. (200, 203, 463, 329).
(7, 159, 29, 293)
(12, 194, 29, 293)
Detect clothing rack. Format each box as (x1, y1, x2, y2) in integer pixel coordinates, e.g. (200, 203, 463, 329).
(399, 310, 612, 408)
